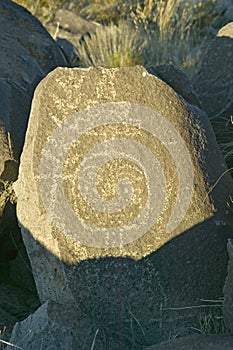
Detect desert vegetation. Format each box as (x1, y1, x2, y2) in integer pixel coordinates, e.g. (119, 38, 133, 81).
(14, 0, 232, 173)
(15, 0, 231, 73)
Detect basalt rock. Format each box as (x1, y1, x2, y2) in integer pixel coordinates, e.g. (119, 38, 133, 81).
(0, 0, 67, 180)
(0, 0, 67, 339)
(147, 65, 201, 107)
(193, 22, 233, 119)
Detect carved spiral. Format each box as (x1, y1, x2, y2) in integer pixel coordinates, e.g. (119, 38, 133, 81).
(39, 102, 193, 248)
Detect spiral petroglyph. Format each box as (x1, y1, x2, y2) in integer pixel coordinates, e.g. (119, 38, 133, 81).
(39, 102, 194, 248)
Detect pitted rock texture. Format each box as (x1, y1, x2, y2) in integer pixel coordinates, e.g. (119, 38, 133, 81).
(14, 66, 233, 348)
(0, 0, 67, 339)
(193, 22, 233, 118)
(5, 301, 80, 350)
(147, 64, 201, 107)
(0, 0, 67, 181)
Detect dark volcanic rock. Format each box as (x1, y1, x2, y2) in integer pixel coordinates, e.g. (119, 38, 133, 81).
(144, 334, 233, 350)
(0, 0, 67, 176)
(193, 22, 233, 118)
(147, 64, 201, 107)
(5, 301, 81, 350)
(0, 0, 67, 339)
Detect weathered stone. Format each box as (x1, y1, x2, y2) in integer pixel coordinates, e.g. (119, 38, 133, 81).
(143, 335, 233, 350)
(0, 0, 67, 176)
(56, 38, 79, 67)
(0, 0, 67, 339)
(225, 6, 233, 22)
(192, 22, 233, 118)
(0, 80, 31, 178)
(218, 21, 233, 37)
(147, 65, 201, 107)
(14, 66, 233, 347)
(5, 301, 80, 350)
(223, 239, 233, 333)
(54, 9, 99, 35)
(45, 9, 100, 66)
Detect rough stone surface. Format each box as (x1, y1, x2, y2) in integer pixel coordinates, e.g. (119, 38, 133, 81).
(223, 239, 233, 333)
(147, 65, 201, 107)
(45, 8, 100, 65)
(218, 21, 233, 37)
(5, 301, 80, 350)
(192, 22, 233, 118)
(14, 66, 233, 348)
(54, 9, 99, 35)
(143, 335, 233, 350)
(56, 37, 79, 66)
(0, 0, 67, 179)
(0, 0, 67, 339)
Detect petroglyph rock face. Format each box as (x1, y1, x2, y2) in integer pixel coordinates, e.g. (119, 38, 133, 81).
(16, 66, 213, 261)
(39, 101, 196, 248)
(14, 66, 233, 346)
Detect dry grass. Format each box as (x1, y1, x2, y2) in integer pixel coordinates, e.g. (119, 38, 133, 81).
(74, 0, 214, 76)
(210, 115, 233, 171)
(76, 19, 147, 68)
(189, 298, 225, 335)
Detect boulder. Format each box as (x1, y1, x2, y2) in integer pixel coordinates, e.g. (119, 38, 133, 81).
(143, 334, 233, 350)
(147, 65, 201, 107)
(0, 0, 67, 179)
(45, 8, 100, 65)
(4, 301, 80, 350)
(0, 0, 67, 339)
(54, 9, 99, 35)
(14, 66, 233, 348)
(192, 22, 233, 118)
(56, 38, 79, 67)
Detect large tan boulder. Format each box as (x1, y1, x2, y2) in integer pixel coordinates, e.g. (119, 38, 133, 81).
(14, 66, 233, 348)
